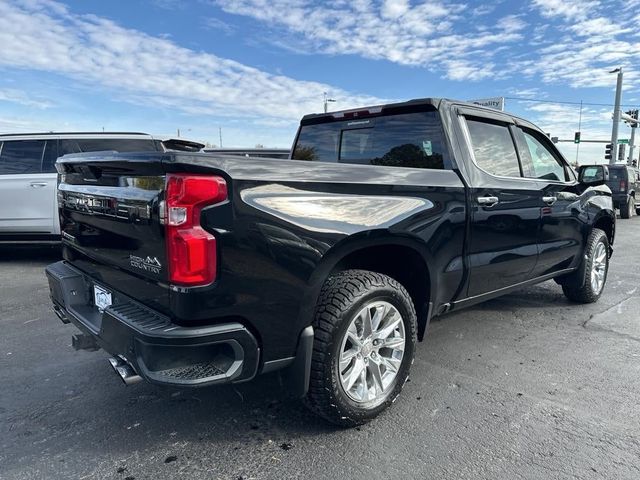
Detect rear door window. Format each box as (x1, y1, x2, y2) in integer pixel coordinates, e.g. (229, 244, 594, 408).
(293, 110, 449, 169)
(0, 140, 45, 175)
(465, 118, 521, 177)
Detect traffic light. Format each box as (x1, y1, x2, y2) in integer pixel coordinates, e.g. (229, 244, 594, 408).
(574, 131, 581, 144)
(605, 143, 613, 161)
(618, 144, 626, 161)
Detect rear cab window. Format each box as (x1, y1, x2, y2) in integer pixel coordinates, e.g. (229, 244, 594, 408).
(607, 166, 627, 191)
(464, 119, 521, 177)
(608, 167, 625, 181)
(292, 106, 451, 169)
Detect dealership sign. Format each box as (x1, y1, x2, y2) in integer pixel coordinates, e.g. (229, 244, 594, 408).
(469, 97, 504, 111)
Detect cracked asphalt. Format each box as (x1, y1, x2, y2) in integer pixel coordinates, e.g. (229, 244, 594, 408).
(1, 219, 640, 480)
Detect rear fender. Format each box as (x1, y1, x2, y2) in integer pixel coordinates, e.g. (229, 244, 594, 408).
(298, 232, 436, 337)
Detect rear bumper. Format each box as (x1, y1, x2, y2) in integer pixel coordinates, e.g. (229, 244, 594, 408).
(45, 261, 260, 387)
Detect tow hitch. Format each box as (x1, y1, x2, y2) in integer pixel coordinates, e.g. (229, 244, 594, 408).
(71, 333, 100, 352)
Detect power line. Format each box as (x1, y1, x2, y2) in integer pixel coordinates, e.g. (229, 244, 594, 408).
(504, 96, 639, 109)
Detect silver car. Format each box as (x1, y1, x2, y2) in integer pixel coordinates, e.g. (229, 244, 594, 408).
(0, 132, 161, 243)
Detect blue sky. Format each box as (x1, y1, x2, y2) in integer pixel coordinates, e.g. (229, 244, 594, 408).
(1, 0, 640, 163)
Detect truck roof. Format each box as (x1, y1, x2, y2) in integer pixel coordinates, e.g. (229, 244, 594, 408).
(300, 97, 532, 128)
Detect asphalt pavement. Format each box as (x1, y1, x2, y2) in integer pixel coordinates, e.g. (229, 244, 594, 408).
(1, 220, 640, 480)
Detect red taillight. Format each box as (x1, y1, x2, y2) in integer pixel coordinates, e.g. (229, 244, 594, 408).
(165, 174, 227, 286)
(620, 180, 627, 192)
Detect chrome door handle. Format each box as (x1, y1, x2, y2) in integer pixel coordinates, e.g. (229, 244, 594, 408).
(477, 196, 499, 207)
(30, 182, 48, 188)
(542, 196, 557, 205)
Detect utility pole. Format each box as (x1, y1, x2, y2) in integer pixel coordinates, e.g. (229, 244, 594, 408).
(323, 92, 336, 113)
(627, 109, 638, 164)
(177, 128, 180, 138)
(575, 100, 582, 165)
(610, 67, 623, 164)
(219, 127, 223, 148)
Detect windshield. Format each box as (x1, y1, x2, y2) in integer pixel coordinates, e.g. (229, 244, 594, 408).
(292, 109, 450, 170)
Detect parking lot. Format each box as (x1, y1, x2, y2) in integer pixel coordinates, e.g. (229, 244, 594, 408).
(1, 221, 639, 480)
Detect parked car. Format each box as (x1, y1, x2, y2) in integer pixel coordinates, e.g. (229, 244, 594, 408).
(605, 164, 639, 219)
(45, 98, 615, 427)
(0, 132, 162, 243)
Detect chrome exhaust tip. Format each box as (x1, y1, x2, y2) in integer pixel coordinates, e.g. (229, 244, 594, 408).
(108, 357, 142, 386)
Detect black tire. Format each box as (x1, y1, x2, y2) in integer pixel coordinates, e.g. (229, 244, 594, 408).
(562, 228, 609, 303)
(304, 270, 417, 427)
(621, 196, 633, 219)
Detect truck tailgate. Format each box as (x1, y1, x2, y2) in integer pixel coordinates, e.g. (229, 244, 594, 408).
(57, 153, 170, 313)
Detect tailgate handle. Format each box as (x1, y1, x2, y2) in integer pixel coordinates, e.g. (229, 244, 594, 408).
(30, 182, 48, 188)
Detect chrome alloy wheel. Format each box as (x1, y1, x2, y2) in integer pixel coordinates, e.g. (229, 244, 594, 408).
(591, 242, 607, 294)
(338, 301, 406, 404)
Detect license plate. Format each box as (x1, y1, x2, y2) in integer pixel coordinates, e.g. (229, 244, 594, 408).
(94, 284, 112, 312)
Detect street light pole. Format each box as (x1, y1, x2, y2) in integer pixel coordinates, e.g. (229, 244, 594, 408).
(323, 92, 336, 113)
(610, 67, 623, 164)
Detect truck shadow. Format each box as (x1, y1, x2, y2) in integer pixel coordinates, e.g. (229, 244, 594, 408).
(51, 365, 339, 453)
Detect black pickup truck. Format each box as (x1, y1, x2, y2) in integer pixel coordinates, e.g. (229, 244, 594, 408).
(46, 98, 615, 426)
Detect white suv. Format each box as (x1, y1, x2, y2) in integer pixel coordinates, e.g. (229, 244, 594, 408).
(0, 132, 161, 243)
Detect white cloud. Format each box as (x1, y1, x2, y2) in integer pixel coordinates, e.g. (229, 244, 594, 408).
(202, 16, 235, 35)
(0, 88, 53, 109)
(525, 1, 640, 89)
(212, 0, 640, 92)
(507, 87, 545, 98)
(0, 0, 386, 123)
(381, 0, 411, 19)
(497, 15, 527, 34)
(214, 0, 524, 81)
(0, 115, 53, 133)
(531, 0, 600, 21)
